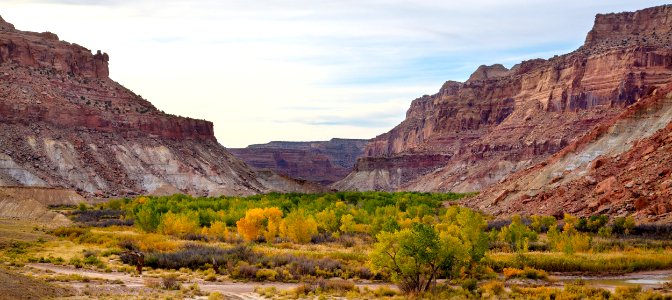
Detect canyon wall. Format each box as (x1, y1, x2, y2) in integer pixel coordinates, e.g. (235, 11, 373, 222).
(466, 84, 672, 223)
(334, 5, 672, 194)
(0, 16, 314, 198)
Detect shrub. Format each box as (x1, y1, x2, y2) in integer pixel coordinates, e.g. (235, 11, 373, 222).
(461, 278, 478, 292)
(373, 286, 398, 297)
(143, 277, 161, 289)
(598, 226, 613, 238)
(521, 267, 548, 280)
(161, 274, 180, 290)
(52, 227, 88, 238)
(503, 267, 525, 278)
(83, 254, 104, 268)
(203, 268, 218, 281)
(612, 216, 636, 235)
(145, 244, 257, 270)
(70, 209, 131, 227)
(317, 279, 356, 292)
(133, 234, 180, 252)
(69, 257, 83, 268)
(255, 268, 278, 281)
(208, 292, 225, 300)
(354, 267, 374, 280)
(479, 280, 505, 296)
(235, 263, 259, 279)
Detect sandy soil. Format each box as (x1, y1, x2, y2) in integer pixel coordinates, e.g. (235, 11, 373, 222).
(0, 267, 74, 299)
(25, 263, 396, 299)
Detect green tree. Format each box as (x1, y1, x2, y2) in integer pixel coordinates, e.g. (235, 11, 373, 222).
(530, 215, 557, 233)
(439, 206, 489, 262)
(548, 214, 591, 254)
(499, 215, 538, 252)
(371, 223, 466, 293)
(135, 205, 161, 232)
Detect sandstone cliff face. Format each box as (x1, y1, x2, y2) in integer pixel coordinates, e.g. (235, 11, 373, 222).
(466, 84, 672, 223)
(335, 5, 672, 193)
(0, 17, 312, 198)
(230, 139, 368, 185)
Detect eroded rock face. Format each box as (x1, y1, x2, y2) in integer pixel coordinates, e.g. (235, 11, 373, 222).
(335, 5, 672, 193)
(230, 139, 368, 185)
(0, 18, 109, 78)
(466, 85, 672, 223)
(0, 17, 314, 198)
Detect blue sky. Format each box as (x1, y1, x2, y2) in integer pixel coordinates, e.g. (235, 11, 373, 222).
(2, 1, 670, 147)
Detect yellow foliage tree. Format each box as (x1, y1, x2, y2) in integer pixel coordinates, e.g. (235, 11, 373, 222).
(236, 207, 284, 242)
(202, 220, 229, 240)
(316, 209, 339, 233)
(158, 211, 199, 237)
(339, 214, 356, 233)
(237, 208, 266, 242)
(264, 207, 283, 242)
(280, 210, 318, 244)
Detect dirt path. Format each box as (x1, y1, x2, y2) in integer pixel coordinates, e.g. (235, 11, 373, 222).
(26, 263, 396, 299)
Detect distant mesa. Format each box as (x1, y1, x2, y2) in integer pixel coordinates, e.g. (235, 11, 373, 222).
(230, 138, 369, 185)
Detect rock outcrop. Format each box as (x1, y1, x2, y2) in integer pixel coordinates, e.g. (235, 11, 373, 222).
(466, 84, 672, 223)
(334, 5, 672, 194)
(0, 16, 314, 198)
(230, 139, 368, 185)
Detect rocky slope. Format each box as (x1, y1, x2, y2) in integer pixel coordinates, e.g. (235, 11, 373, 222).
(0, 187, 78, 226)
(334, 5, 672, 193)
(466, 84, 672, 223)
(0, 16, 313, 198)
(230, 139, 368, 185)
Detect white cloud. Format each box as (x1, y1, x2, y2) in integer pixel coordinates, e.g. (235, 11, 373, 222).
(1, 0, 669, 147)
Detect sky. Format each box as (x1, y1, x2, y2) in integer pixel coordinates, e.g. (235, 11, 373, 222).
(1, 1, 670, 147)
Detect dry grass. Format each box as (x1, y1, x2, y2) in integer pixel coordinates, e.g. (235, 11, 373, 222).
(486, 250, 672, 273)
(0, 219, 53, 244)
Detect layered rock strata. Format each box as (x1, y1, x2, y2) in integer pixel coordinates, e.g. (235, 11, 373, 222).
(0, 16, 314, 197)
(466, 84, 672, 223)
(230, 139, 368, 185)
(335, 5, 672, 193)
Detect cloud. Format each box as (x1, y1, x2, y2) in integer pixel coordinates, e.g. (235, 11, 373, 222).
(1, 0, 670, 147)
(282, 110, 404, 128)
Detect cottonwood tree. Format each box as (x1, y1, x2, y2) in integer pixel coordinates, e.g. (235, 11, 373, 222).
(371, 223, 467, 293)
(280, 209, 318, 244)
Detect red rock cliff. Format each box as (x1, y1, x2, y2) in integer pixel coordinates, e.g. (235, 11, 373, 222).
(0, 16, 313, 197)
(466, 84, 672, 223)
(334, 5, 672, 193)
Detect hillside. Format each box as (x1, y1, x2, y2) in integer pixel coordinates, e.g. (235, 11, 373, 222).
(0, 16, 314, 198)
(466, 83, 672, 222)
